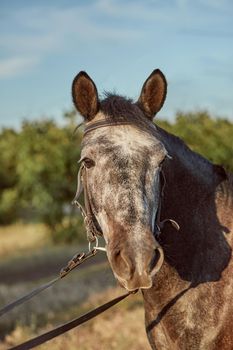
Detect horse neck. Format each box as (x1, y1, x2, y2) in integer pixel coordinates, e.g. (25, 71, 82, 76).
(156, 127, 231, 283)
(157, 126, 227, 209)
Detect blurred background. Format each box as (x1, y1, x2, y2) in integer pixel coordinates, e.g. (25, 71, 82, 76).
(0, 0, 232, 349)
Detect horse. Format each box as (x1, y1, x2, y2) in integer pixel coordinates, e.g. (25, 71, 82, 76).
(71, 69, 233, 350)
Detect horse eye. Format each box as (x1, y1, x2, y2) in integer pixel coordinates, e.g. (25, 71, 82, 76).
(82, 157, 95, 168)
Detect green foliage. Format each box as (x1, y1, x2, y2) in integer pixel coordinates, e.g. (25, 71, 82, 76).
(0, 110, 232, 242)
(0, 129, 19, 224)
(0, 129, 19, 189)
(0, 188, 18, 224)
(0, 113, 84, 242)
(157, 111, 233, 172)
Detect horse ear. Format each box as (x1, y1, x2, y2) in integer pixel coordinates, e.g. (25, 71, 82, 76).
(72, 71, 99, 121)
(138, 69, 167, 119)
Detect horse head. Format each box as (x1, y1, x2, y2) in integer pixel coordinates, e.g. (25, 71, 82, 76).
(72, 70, 169, 291)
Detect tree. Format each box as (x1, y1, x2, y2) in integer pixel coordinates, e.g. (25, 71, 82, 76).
(0, 128, 19, 224)
(0, 110, 232, 243)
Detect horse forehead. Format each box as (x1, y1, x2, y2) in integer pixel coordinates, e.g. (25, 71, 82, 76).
(83, 125, 166, 161)
(111, 127, 160, 153)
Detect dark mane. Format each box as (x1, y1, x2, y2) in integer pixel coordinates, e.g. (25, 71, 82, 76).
(100, 93, 153, 131)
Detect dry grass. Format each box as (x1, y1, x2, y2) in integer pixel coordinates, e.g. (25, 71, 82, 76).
(0, 255, 113, 337)
(2, 288, 151, 350)
(0, 224, 151, 349)
(0, 223, 48, 257)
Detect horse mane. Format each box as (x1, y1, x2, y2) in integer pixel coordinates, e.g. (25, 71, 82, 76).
(157, 125, 229, 186)
(157, 126, 213, 167)
(100, 93, 153, 130)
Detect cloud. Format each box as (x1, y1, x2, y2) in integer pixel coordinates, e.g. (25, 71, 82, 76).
(0, 2, 145, 79)
(1, 3, 143, 51)
(0, 56, 40, 78)
(0, 0, 232, 79)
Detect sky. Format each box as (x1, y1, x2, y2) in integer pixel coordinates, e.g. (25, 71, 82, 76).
(0, 0, 233, 128)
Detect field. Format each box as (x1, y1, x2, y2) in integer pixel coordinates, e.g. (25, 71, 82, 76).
(0, 224, 150, 349)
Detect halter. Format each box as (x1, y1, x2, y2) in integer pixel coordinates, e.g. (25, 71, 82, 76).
(72, 120, 179, 244)
(84, 120, 137, 136)
(72, 163, 103, 243)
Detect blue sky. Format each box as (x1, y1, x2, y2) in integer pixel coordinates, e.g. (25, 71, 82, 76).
(0, 0, 233, 128)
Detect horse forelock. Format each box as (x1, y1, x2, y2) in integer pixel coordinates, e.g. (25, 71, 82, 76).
(99, 93, 159, 134)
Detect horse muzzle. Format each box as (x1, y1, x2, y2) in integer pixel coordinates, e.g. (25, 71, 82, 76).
(107, 241, 164, 291)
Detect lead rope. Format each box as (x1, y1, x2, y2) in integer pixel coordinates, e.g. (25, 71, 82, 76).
(0, 165, 106, 319)
(8, 291, 136, 350)
(0, 248, 98, 318)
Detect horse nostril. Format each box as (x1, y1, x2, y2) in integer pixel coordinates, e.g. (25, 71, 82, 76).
(149, 249, 160, 271)
(112, 249, 133, 280)
(149, 246, 164, 275)
(115, 249, 120, 257)
(114, 249, 121, 264)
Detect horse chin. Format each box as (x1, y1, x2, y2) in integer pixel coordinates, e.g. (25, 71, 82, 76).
(116, 274, 153, 292)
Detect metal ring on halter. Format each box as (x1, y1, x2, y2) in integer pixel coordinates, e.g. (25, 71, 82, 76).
(88, 236, 107, 253)
(88, 236, 99, 252)
(94, 246, 107, 252)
